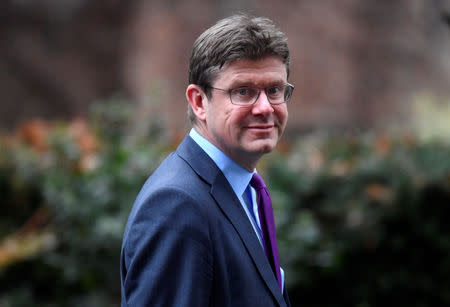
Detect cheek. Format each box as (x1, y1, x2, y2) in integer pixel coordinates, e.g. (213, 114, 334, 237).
(227, 108, 249, 128)
(282, 109, 288, 126)
(275, 105, 288, 125)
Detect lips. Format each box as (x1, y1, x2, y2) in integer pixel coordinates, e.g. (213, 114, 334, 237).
(247, 122, 274, 128)
(246, 124, 275, 132)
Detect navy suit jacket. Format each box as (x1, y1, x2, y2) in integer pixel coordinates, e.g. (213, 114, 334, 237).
(121, 135, 291, 306)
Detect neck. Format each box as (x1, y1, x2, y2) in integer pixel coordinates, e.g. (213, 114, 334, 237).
(192, 125, 260, 172)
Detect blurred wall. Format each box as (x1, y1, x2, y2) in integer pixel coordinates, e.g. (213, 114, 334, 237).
(0, 1, 135, 127)
(1, 0, 449, 138)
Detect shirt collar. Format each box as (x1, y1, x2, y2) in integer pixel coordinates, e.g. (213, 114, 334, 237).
(189, 128, 254, 197)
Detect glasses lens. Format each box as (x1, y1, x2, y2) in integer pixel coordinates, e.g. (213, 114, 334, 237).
(283, 85, 293, 102)
(266, 85, 285, 104)
(266, 85, 294, 104)
(230, 87, 258, 105)
(229, 84, 294, 105)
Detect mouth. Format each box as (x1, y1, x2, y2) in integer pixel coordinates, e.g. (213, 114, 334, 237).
(246, 124, 276, 132)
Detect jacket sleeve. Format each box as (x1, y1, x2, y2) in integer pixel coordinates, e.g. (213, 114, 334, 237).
(121, 187, 213, 307)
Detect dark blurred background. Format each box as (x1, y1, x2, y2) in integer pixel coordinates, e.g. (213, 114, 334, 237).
(1, 0, 449, 134)
(1, 1, 449, 306)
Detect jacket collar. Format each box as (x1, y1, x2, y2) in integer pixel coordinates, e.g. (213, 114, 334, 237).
(176, 135, 286, 306)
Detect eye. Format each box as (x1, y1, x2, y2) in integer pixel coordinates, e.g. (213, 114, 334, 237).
(267, 85, 282, 96)
(234, 87, 252, 97)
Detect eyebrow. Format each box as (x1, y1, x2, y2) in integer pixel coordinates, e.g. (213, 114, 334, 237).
(228, 79, 286, 88)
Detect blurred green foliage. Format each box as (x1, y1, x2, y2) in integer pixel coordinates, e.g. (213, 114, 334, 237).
(0, 97, 449, 306)
(411, 93, 450, 142)
(265, 132, 450, 306)
(0, 97, 169, 307)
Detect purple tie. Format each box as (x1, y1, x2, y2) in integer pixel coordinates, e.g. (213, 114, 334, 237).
(250, 173, 282, 290)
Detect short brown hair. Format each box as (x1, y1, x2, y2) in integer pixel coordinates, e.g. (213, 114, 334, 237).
(187, 14, 290, 123)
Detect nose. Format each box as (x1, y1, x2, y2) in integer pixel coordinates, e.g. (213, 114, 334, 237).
(252, 90, 274, 115)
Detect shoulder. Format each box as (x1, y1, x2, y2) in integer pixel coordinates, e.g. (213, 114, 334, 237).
(122, 136, 221, 254)
(123, 152, 214, 245)
(122, 183, 213, 264)
(135, 149, 212, 209)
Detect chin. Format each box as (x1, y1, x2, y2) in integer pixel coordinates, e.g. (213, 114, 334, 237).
(247, 139, 277, 154)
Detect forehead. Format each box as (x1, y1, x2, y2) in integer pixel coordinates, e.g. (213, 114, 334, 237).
(214, 56, 287, 86)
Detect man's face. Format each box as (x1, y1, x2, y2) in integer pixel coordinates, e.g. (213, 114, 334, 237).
(201, 56, 289, 169)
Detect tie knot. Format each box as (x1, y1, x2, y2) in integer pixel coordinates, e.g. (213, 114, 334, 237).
(250, 173, 266, 189)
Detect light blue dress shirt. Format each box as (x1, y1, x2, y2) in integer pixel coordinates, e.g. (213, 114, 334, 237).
(189, 128, 285, 291)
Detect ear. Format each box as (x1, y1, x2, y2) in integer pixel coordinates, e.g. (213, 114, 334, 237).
(186, 84, 208, 121)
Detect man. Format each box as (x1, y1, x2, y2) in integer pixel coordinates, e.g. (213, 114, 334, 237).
(121, 14, 294, 307)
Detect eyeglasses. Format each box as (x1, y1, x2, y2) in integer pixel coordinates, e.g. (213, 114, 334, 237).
(208, 83, 294, 106)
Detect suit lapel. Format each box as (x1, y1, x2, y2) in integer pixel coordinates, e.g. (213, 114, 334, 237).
(210, 175, 285, 306)
(177, 136, 286, 307)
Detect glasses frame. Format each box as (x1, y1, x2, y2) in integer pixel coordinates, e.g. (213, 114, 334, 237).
(208, 83, 295, 106)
